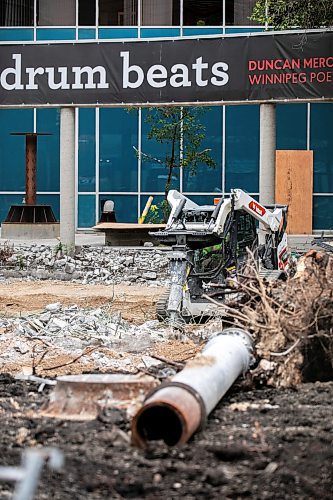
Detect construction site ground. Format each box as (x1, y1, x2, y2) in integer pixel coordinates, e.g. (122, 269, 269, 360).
(0, 280, 158, 324)
(0, 278, 332, 499)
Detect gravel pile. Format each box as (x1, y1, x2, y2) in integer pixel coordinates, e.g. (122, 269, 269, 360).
(0, 244, 169, 285)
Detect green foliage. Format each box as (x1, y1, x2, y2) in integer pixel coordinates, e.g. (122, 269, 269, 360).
(140, 107, 216, 206)
(16, 254, 25, 270)
(251, 0, 333, 29)
(145, 200, 170, 224)
(0, 241, 14, 265)
(54, 241, 75, 257)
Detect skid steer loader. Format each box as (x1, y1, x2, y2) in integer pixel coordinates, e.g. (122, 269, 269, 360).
(150, 189, 289, 324)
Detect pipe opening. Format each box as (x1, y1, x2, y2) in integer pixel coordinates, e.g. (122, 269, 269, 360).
(135, 404, 184, 447)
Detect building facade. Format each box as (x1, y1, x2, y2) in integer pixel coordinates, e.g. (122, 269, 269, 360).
(0, 0, 332, 230)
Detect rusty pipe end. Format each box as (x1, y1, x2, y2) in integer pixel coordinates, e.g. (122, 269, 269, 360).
(131, 386, 202, 448)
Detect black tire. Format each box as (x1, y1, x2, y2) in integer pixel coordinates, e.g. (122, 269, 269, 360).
(156, 287, 170, 321)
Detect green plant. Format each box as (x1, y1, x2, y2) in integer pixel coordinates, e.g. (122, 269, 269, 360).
(16, 254, 25, 270)
(54, 241, 75, 257)
(145, 200, 170, 224)
(137, 107, 216, 221)
(54, 241, 63, 257)
(251, 0, 333, 29)
(0, 241, 14, 265)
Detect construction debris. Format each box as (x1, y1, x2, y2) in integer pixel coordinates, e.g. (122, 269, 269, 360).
(132, 328, 254, 447)
(0, 244, 169, 285)
(217, 250, 333, 387)
(0, 303, 172, 376)
(41, 373, 158, 420)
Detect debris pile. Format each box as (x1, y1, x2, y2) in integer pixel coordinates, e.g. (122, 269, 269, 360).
(0, 302, 172, 376)
(219, 251, 333, 387)
(0, 244, 169, 285)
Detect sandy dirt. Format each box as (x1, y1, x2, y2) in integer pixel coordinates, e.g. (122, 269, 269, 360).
(0, 280, 164, 324)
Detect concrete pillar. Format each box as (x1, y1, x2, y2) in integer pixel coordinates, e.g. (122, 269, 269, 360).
(259, 103, 276, 205)
(60, 107, 75, 249)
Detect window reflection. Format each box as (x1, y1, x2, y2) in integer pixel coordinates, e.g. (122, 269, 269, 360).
(141, 0, 180, 26)
(0, 0, 34, 26)
(79, 0, 95, 25)
(226, 0, 258, 26)
(38, 0, 76, 26)
(99, 0, 137, 26)
(183, 0, 222, 26)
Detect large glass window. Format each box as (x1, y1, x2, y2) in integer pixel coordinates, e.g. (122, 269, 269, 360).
(313, 196, 333, 230)
(0, 194, 25, 222)
(183, 107, 222, 193)
(277, 104, 307, 151)
(311, 103, 333, 193)
(0, 109, 33, 191)
(99, 108, 138, 192)
(141, 0, 180, 26)
(79, 0, 96, 25)
(183, 0, 222, 26)
(78, 195, 96, 227)
(0, 0, 34, 26)
(226, 0, 258, 25)
(38, 0, 75, 26)
(141, 108, 180, 193)
(225, 105, 259, 193)
(78, 108, 96, 192)
(99, 194, 138, 222)
(99, 0, 137, 26)
(36, 108, 60, 191)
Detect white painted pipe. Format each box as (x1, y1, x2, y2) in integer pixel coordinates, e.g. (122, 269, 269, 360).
(174, 328, 254, 415)
(132, 328, 254, 447)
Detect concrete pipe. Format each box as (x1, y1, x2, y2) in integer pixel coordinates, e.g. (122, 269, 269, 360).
(132, 328, 254, 447)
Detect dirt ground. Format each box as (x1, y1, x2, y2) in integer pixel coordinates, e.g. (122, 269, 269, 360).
(0, 375, 332, 499)
(0, 280, 162, 324)
(0, 279, 332, 499)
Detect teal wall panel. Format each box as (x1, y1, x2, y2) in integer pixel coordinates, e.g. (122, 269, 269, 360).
(78, 28, 96, 39)
(36, 28, 76, 40)
(0, 28, 33, 41)
(141, 28, 180, 38)
(98, 28, 138, 39)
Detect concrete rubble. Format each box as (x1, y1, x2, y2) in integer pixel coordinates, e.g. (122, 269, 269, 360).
(0, 244, 169, 285)
(0, 302, 173, 375)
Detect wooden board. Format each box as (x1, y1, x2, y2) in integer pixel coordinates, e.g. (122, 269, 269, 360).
(94, 223, 166, 231)
(275, 150, 313, 234)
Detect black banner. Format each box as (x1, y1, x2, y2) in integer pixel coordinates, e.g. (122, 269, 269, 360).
(0, 30, 332, 107)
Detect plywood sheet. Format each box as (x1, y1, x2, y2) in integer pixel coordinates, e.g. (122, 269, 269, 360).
(275, 150, 313, 234)
(94, 223, 165, 231)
